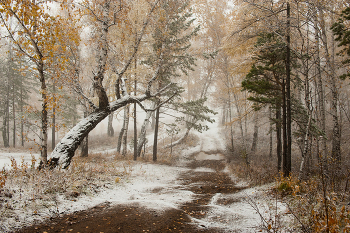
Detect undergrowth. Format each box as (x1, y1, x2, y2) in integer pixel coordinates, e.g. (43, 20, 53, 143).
(274, 173, 350, 233)
(0, 153, 134, 232)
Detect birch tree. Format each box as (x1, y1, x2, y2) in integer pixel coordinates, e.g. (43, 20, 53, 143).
(48, 0, 180, 168)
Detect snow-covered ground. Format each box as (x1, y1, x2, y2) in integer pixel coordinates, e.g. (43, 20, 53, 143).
(0, 113, 288, 232)
(0, 151, 40, 170)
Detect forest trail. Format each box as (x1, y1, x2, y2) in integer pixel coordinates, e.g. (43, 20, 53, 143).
(15, 126, 267, 233)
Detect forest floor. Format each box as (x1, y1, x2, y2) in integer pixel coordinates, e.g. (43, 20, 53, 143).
(2, 119, 286, 233)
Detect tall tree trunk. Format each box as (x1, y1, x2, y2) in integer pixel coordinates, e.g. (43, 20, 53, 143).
(52, 83, 56, 150)
(276, 101, 282, 172)
(228, 93, 234, 153)
(122, 106, 130, 156)
(269, 107, 273, 158)
(137, 109, 153, 157)
(328, 11, 341, 163)
(39, 65, 48, 165)
(282, 80, 288, 176)
(298, 113, 312, 180)
(153, 105, 160, 162)
(107, 112, 114, 137)
(151, 111, 155, 130)
(314, 10, 327, 162)
(251, 111, 259, 152)
(233, 92, 248, 165)
(117, 105, 129, 154)
(284, 2, 292, 177)
(6, 76, 10, 148)
(12, 81, 15, 148)
(20, 84, 24, 147)
(2, 111, 9, 148)
(133, 81, 137, 160)
(221, 103, 226, 126)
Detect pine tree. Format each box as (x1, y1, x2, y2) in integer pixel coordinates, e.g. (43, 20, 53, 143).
(242, 32, 294, 174)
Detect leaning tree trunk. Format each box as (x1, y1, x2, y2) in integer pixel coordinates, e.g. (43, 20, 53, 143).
(49, 110, 109, 168)
(298, 113, 312, 180)
(49, 95, 148, 168)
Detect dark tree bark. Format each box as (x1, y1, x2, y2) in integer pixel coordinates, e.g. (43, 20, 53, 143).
(269, 107, 273, 158)
(276, 101, 282, 172)
(282, 79, 287, 176)
(134, 80, 137, 160)
(39, 64, 48, 165)
(284, 2, 292, 177)
(153, 105, 160, 162)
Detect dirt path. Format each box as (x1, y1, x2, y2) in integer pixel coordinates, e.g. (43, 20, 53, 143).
(14, 130, 258, 233)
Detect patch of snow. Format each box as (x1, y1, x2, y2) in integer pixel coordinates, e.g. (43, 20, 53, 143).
(56, 163, 193, 214)
(193, 114, 226, 153)
(193, 167, 216, 173)
(0, 161, 194, 232)
(191, 184, 289, 232)
(223, 166, 250, 188)
(0, 152, 40, 170)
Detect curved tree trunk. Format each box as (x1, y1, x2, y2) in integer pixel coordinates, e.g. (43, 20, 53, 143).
(49, 110, 109, 168)
(49, 96, 148, 168)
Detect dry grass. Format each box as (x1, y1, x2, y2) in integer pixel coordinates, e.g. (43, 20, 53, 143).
(0, 152, 134, 231)
(226, 145, 279, 186)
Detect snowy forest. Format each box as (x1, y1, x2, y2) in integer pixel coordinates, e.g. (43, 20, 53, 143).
(1, 0, 350, 232)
